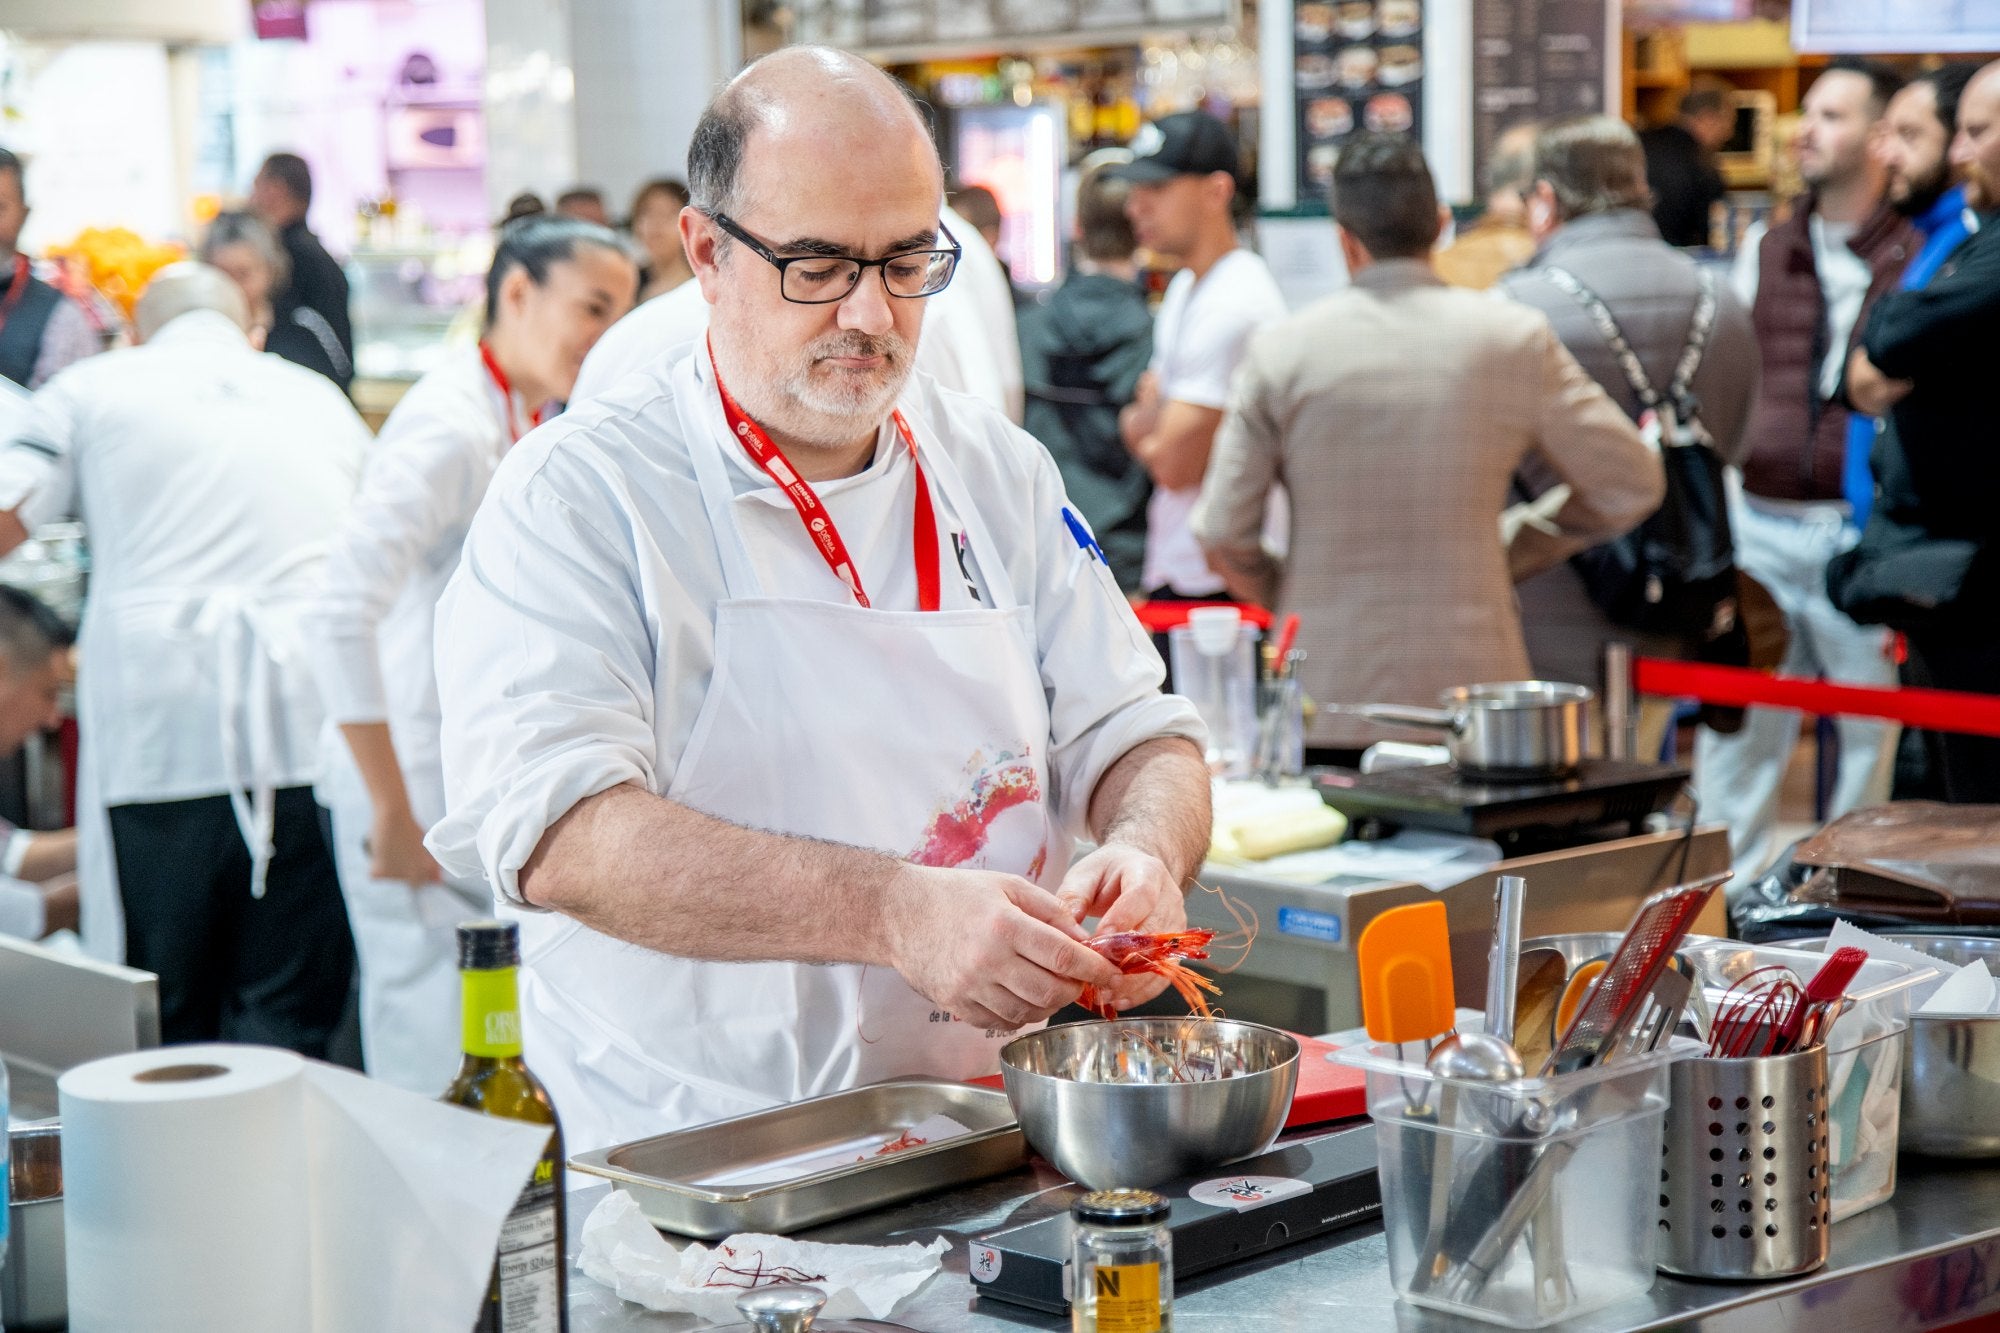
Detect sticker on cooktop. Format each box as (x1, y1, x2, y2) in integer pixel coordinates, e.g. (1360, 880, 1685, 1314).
(1277, 906, 1342, 943)
(1189, 1174, 1312, 1212)
(969, 1242, 1002, 1283)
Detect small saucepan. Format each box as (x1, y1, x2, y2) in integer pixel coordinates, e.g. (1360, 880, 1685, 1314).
(1325, 680, 1593, 780)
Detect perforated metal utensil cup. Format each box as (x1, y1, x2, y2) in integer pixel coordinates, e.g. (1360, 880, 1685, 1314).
(1659, 1045, 1831, 1280)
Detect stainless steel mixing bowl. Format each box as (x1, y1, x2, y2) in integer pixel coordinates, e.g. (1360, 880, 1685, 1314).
(1883, 935, 2000, 1158)
(999, 1019, 1299, 1190)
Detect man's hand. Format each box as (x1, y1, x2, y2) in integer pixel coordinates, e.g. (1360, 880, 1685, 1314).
(1056, 843, 1190, 1012)
(1846, 345, 1914, 416)
(368, 807, 444, 885)
(883, 864, 1120, 1031)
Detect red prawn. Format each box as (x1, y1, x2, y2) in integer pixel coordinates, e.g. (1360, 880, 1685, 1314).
(1076, 929, 1221, 1021)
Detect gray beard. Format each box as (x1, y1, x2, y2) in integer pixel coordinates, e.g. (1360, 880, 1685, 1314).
(749, 334, 915, 450)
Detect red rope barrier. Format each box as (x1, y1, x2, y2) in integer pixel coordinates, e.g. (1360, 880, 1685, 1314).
(1634, 658, 2000, 740)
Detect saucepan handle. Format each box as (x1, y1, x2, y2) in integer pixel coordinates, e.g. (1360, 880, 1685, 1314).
(1322, 702, 1462, 732)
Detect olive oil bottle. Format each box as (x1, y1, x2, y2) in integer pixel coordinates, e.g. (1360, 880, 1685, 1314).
(444, 920, 568, 1333)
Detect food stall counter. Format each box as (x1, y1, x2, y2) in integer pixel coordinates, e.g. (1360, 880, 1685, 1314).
(1189, 824, 1733, 1033)
(563, 1146, 2000, 1331)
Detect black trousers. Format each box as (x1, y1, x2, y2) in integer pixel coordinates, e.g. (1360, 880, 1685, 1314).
(109, 787, 355, 1057)
(1903, 631, 2000, 804)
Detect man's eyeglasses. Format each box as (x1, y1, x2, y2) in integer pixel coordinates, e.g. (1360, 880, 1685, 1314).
(704, 210, 961, 304)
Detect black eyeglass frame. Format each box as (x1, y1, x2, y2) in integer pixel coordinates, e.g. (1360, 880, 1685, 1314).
(703, 209, 963, 304)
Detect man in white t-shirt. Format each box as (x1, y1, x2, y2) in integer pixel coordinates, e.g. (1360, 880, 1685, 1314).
(1115, 112, 1287, 600)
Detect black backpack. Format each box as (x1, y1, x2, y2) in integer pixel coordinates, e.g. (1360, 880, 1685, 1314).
(1542, 265, 1740, 646)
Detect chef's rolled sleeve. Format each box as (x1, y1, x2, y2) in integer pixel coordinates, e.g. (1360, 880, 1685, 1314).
(1027, 446, 1205, 837)
(428, 469, 660, 905)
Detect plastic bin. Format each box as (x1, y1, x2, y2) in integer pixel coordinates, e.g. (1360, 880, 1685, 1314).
(1338, 1037, 1689, 1328)
(1679, 941, 1931, 1222)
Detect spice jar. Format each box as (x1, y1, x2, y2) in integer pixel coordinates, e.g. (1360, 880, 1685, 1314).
(1070, 1188, 1173, 1333)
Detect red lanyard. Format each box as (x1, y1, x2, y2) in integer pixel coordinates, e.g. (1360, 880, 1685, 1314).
(477, 341, 533, 443)
(0, 256, 29, 340)
(706, 339, 940, 612)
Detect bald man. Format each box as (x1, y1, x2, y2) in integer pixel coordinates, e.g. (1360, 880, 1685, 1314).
(428, 48, 1209, 1148)
(0, 263, 368, 1053)
(1835, 60, 2000, 801)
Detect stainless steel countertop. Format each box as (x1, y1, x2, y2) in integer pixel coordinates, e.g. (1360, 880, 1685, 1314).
(566, 1142, 2000, 1331)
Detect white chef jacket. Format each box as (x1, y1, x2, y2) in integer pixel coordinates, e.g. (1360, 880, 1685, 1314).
(0, 377, 25, 435)
(568, 206, 1024, 423)
(302, 344, 517, 789)
(0, 310, 367, 804)
(428, 353, 1202, 903)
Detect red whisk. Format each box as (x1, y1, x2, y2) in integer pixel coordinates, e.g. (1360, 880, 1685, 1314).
(1708, 966, 1804, 1059)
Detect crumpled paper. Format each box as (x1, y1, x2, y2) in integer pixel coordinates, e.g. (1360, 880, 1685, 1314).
(578, 1187, 949, 1323)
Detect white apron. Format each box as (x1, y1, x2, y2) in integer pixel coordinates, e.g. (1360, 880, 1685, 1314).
(75, 557, 327, 963)
(511, 369, 1065, 1151)
(321, 744, 486, 1092)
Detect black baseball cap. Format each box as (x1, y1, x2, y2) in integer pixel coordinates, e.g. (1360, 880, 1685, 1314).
(1108, 111, 1240, 185)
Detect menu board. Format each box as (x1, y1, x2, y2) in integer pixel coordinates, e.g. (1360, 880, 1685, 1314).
(1470, 0, 1614, 201)
(1291, 0, 1426, 207)
(1794, 0, 2000, 53)
(792, 0, 1232, 48)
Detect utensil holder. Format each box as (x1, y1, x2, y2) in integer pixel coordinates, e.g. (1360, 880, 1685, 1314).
(1340, 1039, 1684, 1327)
(1659, 1046, 1830, 1280)
(1256, 676, 1305, 779)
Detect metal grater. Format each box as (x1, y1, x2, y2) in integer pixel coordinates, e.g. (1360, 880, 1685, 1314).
(1543, 872, 1729, 1076)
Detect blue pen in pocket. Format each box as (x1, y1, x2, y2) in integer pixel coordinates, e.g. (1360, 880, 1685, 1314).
(1061, 506, 1107, 564)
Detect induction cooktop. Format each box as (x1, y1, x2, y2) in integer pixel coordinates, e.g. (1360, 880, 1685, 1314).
(1312, 758, 1691, 848)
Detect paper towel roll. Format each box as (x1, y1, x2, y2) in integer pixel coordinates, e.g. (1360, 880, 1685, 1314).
(61, 1044, 314, 1333)
(58, 1043, 554, 1333)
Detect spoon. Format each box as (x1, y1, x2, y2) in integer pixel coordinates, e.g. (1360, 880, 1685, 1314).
(1426, 1030, 1525, 1083)
(1511, 948, 1567, 1071)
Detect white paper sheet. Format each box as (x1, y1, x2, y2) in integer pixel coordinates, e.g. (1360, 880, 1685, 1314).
(578, 1187, 948, 1322)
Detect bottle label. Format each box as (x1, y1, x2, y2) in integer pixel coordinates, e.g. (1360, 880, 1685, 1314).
(495, 1166, 560, 1333)
(1091, 1261, 1161, 1333)
(463, 966, 525, 1058)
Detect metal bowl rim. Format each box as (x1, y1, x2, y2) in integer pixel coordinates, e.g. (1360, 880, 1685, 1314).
(999, 1017, 1302, 1081)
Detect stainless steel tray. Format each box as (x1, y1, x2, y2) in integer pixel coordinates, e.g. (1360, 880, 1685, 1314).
(569, 1078, 1026, 1238)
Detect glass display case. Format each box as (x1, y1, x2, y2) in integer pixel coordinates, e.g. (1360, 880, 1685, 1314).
(346, 235, 490, 386)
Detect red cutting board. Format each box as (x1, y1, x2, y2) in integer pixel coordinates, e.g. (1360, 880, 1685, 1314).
(971, 1031, 1367, 1129)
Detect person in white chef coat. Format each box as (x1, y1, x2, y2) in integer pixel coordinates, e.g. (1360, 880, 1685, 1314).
(569, 202, 1021, 418)
(428, 47, 1212, 1153)
(301, 217, 635, 1093)
(0, 263, 367, 1055)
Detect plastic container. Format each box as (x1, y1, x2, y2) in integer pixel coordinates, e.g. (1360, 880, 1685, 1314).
(1680, 941, 1930, 1221)
(1167, 611, 1258, 778)
(1338, 1037, 1689, 1328)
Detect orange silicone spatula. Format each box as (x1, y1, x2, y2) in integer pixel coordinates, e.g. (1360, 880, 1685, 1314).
(1358, 900, 1456, 1046)
(1553, 957, 1609, 1042)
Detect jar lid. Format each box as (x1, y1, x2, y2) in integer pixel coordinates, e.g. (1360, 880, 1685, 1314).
(1072, 1188, 1170, 1226)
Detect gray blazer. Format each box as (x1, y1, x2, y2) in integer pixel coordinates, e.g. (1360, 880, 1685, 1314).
(1499, 209, 1760, 687)
(1192, 259, 1662, 748)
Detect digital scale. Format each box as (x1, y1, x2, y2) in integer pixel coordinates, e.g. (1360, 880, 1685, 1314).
(969, 1125, 1382, 1315)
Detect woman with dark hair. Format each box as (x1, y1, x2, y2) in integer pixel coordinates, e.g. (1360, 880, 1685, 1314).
(628, 176, 693, 301)
(301, 216, 635, 1091)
